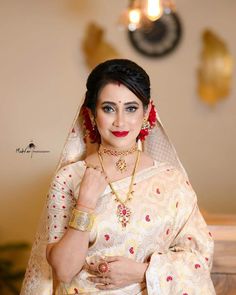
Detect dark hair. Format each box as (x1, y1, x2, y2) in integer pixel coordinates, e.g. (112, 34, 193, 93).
(83, 59, 151, 114)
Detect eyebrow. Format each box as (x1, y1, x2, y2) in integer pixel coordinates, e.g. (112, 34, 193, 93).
(101, 101, 140, 106)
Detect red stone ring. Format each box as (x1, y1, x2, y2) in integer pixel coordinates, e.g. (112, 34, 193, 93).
(97, 260, 110, 276)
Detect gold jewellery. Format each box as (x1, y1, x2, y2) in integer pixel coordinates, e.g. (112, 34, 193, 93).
(98, 149, 141, 227)
(98, 144, 138, 173)
(69, 208, 95, 232)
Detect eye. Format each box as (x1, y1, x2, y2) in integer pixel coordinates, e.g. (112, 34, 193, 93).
(102, 105, 115, 113)
(126, 106, 138, 112)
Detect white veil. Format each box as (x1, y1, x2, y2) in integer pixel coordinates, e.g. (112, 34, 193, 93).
(20, 96, 188, 295)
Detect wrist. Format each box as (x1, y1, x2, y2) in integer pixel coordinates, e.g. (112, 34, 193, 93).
(76, 196, 96, 212)
(76, 202, 95, 213)
(136, 262, 149, 283)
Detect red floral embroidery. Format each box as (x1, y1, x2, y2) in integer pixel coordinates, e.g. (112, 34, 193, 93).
(183, 293, 188, 295)
(145, 215, 151, 222)
(166, 276, 173, 282)
(129, 247, 134, 254)
(205, 257, 209, 261)
(187, 237, 192, 240)
(104, 234, 110, 241)
(195, 264, 201, 269)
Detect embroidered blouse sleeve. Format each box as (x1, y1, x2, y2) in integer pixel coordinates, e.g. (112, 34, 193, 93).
(47, 166, 77, 243)
(145, 169, 216, 295)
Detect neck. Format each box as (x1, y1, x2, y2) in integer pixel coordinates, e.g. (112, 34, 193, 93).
(99, 142, 137, 153)
(98, 143, 139, 173)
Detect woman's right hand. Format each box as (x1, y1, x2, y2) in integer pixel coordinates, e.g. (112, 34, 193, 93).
(77, 164, 108, 208)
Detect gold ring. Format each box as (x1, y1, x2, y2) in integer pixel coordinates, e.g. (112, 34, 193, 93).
(97, 260, 110, 276)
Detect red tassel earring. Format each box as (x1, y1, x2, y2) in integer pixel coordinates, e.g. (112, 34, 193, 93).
(137, 100, 157, 141)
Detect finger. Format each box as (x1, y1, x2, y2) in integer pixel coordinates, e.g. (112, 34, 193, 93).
(96, 283, 116, 290)
(86, 262, 98, 273)
(85, 164, 95, 169)
(87, 276, 111, 285)
(94, 166, 101, 170)
(105, 256, 120, 263)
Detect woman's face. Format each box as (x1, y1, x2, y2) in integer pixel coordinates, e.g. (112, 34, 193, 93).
(95, 83, 149, 150)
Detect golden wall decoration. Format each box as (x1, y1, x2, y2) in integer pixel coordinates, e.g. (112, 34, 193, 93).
(197, 29, 233, 106)
(82, 22, 120, 70)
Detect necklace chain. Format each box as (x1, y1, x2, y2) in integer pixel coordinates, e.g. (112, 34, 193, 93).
(98, 150, 141, 228)
(98, 149, 141, 227)
(98, 149, 140, 203)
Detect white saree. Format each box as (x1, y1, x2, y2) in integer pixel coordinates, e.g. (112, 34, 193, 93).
(20, 101, 215, 295)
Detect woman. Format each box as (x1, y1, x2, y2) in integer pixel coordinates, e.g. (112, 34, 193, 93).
(21, 59, 215, 294)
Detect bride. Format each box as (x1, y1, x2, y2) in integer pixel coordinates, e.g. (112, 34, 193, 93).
(21, 59, 215, 294)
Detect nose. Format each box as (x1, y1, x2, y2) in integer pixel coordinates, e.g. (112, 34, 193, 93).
(113, 110, 125, 128)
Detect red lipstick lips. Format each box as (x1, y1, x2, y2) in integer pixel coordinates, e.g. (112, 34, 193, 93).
(111, 131, 129, 137)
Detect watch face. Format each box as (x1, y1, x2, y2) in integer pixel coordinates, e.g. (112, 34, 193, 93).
(128, 11, 182, 57)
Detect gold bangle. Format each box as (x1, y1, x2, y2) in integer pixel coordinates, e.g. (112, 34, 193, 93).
(69, 208, 95, 232)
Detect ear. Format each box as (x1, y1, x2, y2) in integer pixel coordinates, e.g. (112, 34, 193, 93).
(144, 101, 152, 119)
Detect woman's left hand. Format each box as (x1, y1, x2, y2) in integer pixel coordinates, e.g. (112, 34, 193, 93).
(86, 256, 148, 290)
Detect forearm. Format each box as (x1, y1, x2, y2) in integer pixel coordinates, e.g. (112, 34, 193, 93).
(47, 203, 94, 283)
(47, 228, 89, 283)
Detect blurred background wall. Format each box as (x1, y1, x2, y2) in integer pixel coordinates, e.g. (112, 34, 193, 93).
(0, 0, 235, 253)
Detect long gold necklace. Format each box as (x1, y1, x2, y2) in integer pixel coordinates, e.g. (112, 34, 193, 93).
(99, 144, 138, 173)
(98, 149, 141, 227)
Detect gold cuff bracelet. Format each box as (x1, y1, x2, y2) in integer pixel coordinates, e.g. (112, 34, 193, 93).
(69, 208, 95, 232)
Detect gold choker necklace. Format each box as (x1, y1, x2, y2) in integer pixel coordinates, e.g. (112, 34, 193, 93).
(98, 150, 140, 227)
(99, 145, 138, 173)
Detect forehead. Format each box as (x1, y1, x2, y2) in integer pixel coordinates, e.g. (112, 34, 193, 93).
(97, 83, 141, 104)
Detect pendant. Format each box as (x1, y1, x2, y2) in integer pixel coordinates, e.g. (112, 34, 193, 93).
(116, 157, 127, 173)
(116, 203, 131, 227)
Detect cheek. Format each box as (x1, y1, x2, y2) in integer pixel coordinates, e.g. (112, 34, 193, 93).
(130, 114, 143, 129)
(95, 113, 111, 131)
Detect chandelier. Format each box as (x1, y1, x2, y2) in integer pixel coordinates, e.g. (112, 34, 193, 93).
(120, 0, 176, 31)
